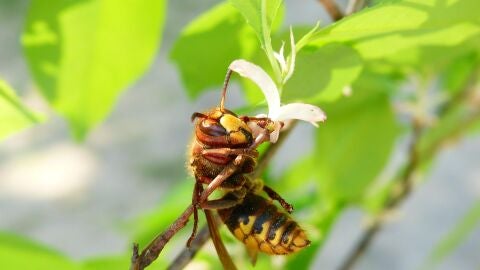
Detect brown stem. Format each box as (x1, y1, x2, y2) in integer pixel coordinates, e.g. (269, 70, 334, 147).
(167, 225, 211, 270)
(131, 205, 194, 270)
(338, 82, 480, 270)
(166, 122, 298, 269)
(317, 0, 344, 21)
(338, 119, 423, 270)
(345, 0, 365, 15)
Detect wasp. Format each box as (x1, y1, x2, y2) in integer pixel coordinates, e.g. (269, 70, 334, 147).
(131, 67, 310, 270)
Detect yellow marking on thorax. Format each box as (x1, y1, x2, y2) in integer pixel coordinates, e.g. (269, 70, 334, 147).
(220, 114, 250, 133)
(229, 131, 248, 144)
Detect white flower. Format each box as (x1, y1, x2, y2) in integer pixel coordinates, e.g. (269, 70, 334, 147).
(273, 27, 296, 84)
(228, 59, 326, 143)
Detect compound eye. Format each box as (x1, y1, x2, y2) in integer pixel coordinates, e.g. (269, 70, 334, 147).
(200, 119, 227, 136)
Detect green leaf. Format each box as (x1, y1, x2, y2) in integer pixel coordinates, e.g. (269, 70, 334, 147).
(309, 0, 480, 60)
(278, 155, 346, 269)
(442, 50, 479, 94)
(0, 231, 79, 270)
(81, 255, 166, 270)
(421, 200, 480, 270)
(314, 73, 401, 203)
(81, 256, 129, 270)
(229, 0, 283, 49)
(380, 34, 480, 80)
(23, 0, 166, 139)
(170, 2, 258, 99)
(229, 0, 285, 82)
(0, 79, 44, 140)
(283, 44, 363, 103)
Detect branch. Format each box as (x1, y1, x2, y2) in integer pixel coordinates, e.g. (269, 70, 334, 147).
(131, 205, 194, 270)
(167, 121, 298, 269)
(167, 224, 211, 270)
(338, 119, 423, 270)
(338, 81, 480, 270)
(317, 0, 344, 21)
(345, 0, 365, 15)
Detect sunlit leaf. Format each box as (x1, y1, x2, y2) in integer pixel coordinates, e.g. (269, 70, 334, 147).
(0, 231, 78, 270)
(309, 0, 480, 60)
(442, 50, 479, 94)
(0, 79, 44, 141)
(381, 34, 480, 81)
(283, 44, 363, 103)
(170, 2, 258, 99)
(229, 0, 283, 49)
(314, 73, 401, 203)
(23, 0, 166, 139)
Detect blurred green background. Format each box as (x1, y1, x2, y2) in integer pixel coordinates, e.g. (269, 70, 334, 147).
(0, 0, 479, 269)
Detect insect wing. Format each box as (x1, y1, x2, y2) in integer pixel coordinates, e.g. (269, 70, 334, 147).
(204, 210, 237, 270)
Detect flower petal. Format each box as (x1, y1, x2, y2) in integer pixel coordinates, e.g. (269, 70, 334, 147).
(275, 103, 326, 127)
(229, 59, 280, 116)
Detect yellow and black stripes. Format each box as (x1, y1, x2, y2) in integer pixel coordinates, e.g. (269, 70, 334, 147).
(218, 193, 310, 255)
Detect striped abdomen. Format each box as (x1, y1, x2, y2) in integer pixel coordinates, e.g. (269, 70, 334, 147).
(218, 193, 310, 255)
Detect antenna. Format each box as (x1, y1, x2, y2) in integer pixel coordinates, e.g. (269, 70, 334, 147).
(220, 69, 233, 111)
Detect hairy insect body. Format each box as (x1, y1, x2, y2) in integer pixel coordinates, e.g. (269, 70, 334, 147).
(190, 108, 256, 191)
(219, 193, 310, 255)
(188, 107, 310, 256)
(132, 66, 312, 270)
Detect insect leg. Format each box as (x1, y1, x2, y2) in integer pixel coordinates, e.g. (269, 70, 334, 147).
(205, 210, 237, 270)
(187, 181, 203, 247)
(198, 155, 248, 204)
(249, 129, 270, 149)
(201, 148, 258, 158)
(200, 197, 242, 210)
(263, 185, 294, 213)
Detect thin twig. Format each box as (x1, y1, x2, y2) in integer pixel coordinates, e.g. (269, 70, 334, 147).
(167, 122, 298, 269)
(131, 205, 194, 270)
(317, 0, 344, 21)
(345, 0, 365, 15)
(338, 119, 423, 270)
(338, 81, 480, 270)
(167, 225, 211, 270)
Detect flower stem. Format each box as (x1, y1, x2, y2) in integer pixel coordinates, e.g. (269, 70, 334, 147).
(261, 0, 282, 85)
